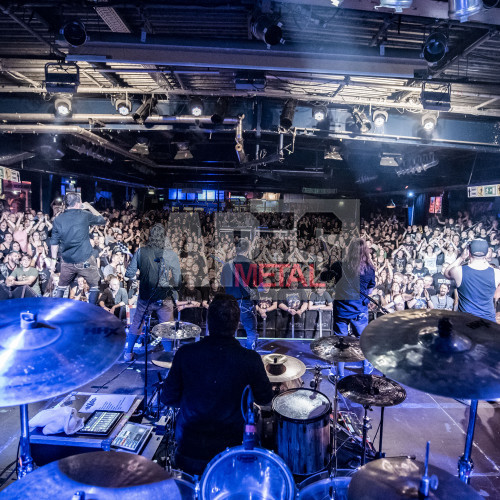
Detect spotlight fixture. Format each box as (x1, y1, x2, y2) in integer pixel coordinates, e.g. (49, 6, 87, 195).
(45, 62, 80, 93)
(129, 136, 150, 156)
(115, 98, 132, 116)
(421, 113, 437, 133)
(54, 97, 72, 117)
(375, 0, 413, 13)
(251, 14, 284, 48)
(61, 20, 87, 47)
(312, 106, 328, 122)
(395, 152, 439, 176)
(189, 98, 204, 117)
(386, 200, 396, 209)
(372, 110, 388, 128)
(174, 143, 193, 160)
(352, 109, 372, 133)
(211, 98, 228, 125)
(330, 0, 344, 6)
(132, 97, 157, 124)
(422, 33, 448, 65)
(235, 115, 247, 163)
(448, 0, 482, 22)
(324, 145, 343, 160)
(280, 100, 296, 129)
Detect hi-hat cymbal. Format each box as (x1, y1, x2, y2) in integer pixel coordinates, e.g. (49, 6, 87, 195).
(337, 374, 407, 407)
(0, 451, 181, 500)
(360, 310, 500, 400)
(0, 298, 125, 407)
(311, 335, 365, 363)
(261, 354, 306, 383)
(347, 457, 482, 500)
(152, 321, 201, 339)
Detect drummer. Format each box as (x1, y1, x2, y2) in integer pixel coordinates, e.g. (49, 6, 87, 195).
(161, 294, 273, 476)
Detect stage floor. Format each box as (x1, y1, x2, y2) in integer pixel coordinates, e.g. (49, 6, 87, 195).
(1, 338, 499, 497)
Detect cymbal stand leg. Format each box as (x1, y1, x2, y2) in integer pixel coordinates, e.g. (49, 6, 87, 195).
(143, 313, 153, 416)
(319, 309, 323, 338)
(458, 399, 478, 484)
(18, 404, 34, 477)
(376, 406, 386, 459)
(330, 373, 340, 477)
(361, 405, 371, 466)
(263, 317, 267, 338)
(291, 317, 295, 339)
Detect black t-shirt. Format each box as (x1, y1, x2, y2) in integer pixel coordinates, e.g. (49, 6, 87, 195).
(256, 289, 277, 310)
(412, 266, 430, 278)
(50, 209, 106, 263)
(393, 256, 407, 273)
(309, 291, 332, 306)
(432, 272, 457, 297)
(278, 288, 307, 310)
(202, 285, 226, 304)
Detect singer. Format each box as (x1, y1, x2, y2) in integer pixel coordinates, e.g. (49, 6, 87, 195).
(50, 192, 106, 304)
(123, 223, 181, 362)
(161, 294, 273, 475)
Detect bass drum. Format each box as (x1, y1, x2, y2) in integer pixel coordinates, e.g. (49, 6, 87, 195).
(199, 445, 296, 500)
(273, 388, 331, 476)
(297, 470, 354, 500)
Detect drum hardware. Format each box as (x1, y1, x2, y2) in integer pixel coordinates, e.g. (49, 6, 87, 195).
(318, 309, 323, 338)
(336, 374, 406, 465)
(263, 316, 267, 337)
(0, 299, 125, 478)
(309, 365, 324, 392)
(291, 315, 295, 338)
(361, 309, 500, 485)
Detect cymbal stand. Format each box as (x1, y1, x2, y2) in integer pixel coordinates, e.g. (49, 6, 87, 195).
(291, 315, 295, 339)
(262, 316, 267, 337)
(458, 399, 478, 484)
(18, 404, 34, 477)
(361, 405, 372, 466)
(318, 309, 323, 338)
(142, 312, 153, 417)
(328, 372, 340, 478)
(376, 406, 386, 459)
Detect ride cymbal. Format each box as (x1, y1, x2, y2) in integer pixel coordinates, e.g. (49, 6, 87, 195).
(337, 374, 407, 407)
(347, 457, 482, 500)
(0, 298, 125, 407)
(0, 451, 181, 500)
(360, 310, 500, 400)
(311, 335, 365, 363)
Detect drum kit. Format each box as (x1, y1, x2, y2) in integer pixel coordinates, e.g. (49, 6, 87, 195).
(0, 298, 498, 499)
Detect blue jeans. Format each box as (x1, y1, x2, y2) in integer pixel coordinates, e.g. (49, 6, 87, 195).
(239, 299, 257, 349)
(125, 297, 174, 353)
(333, 311, 370, 376)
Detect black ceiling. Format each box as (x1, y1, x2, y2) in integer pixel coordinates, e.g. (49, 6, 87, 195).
(0, 0, 500, 196)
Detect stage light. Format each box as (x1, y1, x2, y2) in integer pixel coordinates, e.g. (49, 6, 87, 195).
(251, 14, 284, 48)
(313, 106, 327, 122)
(422, 33, 448, 65)
(211, 98, 228, 125)
(280, 100, 296, 129)
(448, 0, 482, 22)
(375, 0, 413, 13)
(45, 62, 80, 93)
(115, 98, 132, 116)
(189, 98, 204, 117)
(387, 200, 396, 208)
(61, 20, 87, 47)
(330, 0, 344, 6)
(54, 97, 72, 117)
(174, 143, 193, 160)
(408, 191, 414, 197)
(133, 97, 157, 124)
(422, 113, 437, 132)
(373, 110, 388, 128)
(352, 109, 372, 133)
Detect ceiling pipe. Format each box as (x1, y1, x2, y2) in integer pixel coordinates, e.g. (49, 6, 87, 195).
(0, 124, 156, 175)
(0, 114, 238, 125)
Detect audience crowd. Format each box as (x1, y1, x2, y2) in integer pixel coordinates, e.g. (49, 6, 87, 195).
(0, 203, 499, 328)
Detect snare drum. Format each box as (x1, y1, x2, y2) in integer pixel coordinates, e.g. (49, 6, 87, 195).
(273, 388, 331, 475)
(199, 445, 296, 500)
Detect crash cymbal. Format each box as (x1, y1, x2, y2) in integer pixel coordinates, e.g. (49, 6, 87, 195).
(361, 310, 500, 400)
(311, 335, 365, 363)
(0, 298, 125, 407)
(261, 354, 306, 383)
(337, 374, 406, 407)
(347, 457, 482, 500)
(152, 321, 201, 339)
(0, 451, 181, 500)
